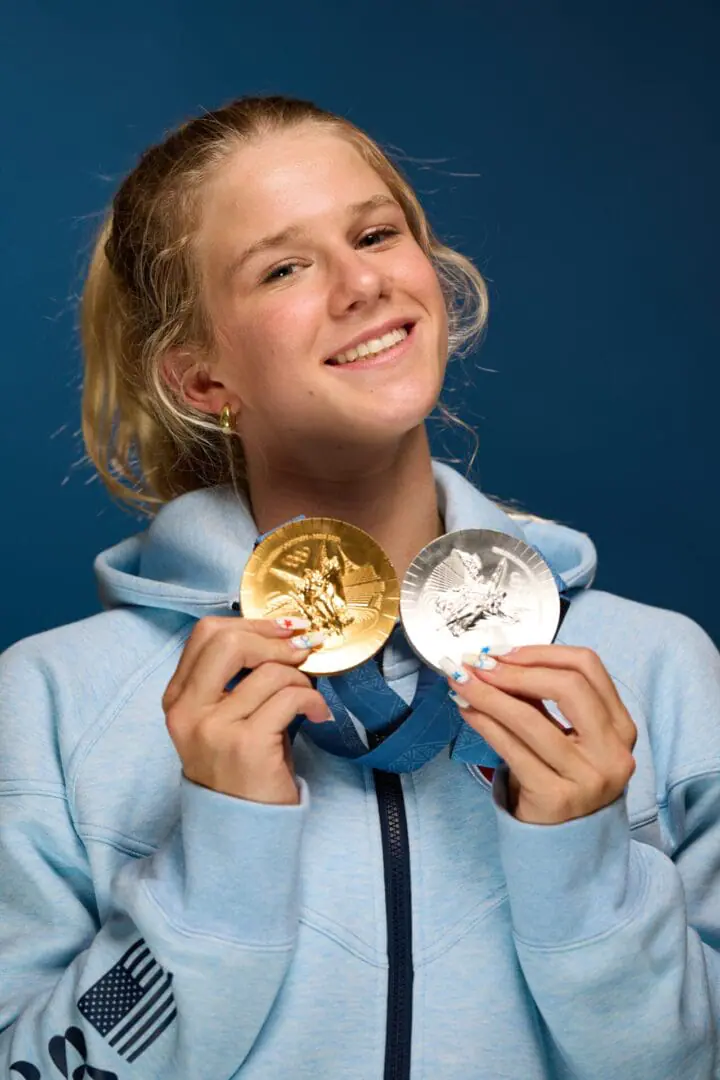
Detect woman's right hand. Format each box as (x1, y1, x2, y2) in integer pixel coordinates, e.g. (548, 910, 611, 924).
(162, 616, 330, 806)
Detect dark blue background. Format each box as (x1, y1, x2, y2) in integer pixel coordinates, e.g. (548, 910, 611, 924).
(2, 0, 718, 652)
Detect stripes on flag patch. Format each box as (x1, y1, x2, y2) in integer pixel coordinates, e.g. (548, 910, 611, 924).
(77, 939, 176, 1064)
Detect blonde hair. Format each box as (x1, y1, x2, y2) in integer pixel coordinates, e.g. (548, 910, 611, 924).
(81, 94, 490, 516)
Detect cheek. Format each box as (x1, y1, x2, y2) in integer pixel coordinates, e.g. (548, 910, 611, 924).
(428, 271, 449, 347)
(253, 292, 322, 363)
(220, 298, 318, 394)
(428, 269, 448, 323)
(401, 252, 447, 317)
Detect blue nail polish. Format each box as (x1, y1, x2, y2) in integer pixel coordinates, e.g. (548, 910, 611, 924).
(439, 656, 471, 683)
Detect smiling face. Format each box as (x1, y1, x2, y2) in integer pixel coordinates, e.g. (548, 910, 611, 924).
(189, 125, 449, 466)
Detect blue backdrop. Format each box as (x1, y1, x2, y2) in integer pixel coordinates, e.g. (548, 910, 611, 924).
(1, 0, 718, 652)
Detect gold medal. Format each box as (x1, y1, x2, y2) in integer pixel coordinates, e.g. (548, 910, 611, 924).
(240, 518, 400, 675)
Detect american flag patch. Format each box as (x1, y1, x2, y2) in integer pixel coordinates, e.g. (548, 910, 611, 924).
(77, 939, 176, 1064)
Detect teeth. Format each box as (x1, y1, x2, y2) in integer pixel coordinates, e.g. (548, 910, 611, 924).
(330, 326, 408, 365)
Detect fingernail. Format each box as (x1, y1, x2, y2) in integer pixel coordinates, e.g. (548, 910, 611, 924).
(439, 656, 471, 683)
(275, 616, 312, 630)
(461, 652, 498, 671)
(290, 630, 327, 649)
(448, 689, 470, 709)
(309, 707, 334, 724)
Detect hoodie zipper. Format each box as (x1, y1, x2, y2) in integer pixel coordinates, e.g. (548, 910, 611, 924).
(372, 766, 413, 1080)
(366, 593, 571, 1079)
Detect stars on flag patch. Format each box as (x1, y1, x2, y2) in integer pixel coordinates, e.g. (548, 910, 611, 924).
(77, 939, 176, 1064)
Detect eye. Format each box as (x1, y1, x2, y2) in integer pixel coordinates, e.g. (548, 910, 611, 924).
(261, 261, 300, 284)
(260, 226, 400, 285)
(358, 226, 400, 247)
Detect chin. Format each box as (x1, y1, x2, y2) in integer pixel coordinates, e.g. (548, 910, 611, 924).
(329, 365, 444, 440)
(384, 380, 443, 426)
(353, 402, 436, 444)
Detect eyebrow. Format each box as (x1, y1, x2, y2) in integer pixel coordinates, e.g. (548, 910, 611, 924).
(224, 193, 402, 282)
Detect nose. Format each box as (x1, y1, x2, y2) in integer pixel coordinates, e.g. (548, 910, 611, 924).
(327, 247, 389, 315)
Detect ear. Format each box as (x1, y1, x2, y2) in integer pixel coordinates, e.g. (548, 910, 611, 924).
(160, 348, 242, 418)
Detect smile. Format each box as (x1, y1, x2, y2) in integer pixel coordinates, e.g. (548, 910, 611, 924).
(325, 323, 416, 369)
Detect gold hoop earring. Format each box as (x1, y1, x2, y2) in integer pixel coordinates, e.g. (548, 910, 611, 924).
(218, 403, 235, 434)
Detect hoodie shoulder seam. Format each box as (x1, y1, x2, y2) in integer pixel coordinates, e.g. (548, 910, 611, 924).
(0, 780, 67, 800)
(665, 763, 720, 797)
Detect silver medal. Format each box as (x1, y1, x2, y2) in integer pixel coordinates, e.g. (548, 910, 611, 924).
(400, 529, 560, 673)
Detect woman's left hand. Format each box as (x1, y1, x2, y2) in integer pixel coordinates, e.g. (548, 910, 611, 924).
(448, 646, 638, 825)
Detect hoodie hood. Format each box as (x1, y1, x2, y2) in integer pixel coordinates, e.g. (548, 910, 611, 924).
(95, 461, 597, 618)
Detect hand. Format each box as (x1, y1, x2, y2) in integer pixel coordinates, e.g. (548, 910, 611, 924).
(447, 646, 637, 824)
(162, 616, 330, 806)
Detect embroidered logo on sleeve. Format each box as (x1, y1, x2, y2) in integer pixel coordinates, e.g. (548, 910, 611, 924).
(77, 938, 176, 1063)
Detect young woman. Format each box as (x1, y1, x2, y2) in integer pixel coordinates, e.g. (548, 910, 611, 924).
(1, 95, 718, 1080)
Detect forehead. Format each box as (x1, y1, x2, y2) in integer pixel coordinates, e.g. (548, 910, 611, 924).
(200, 127, 391, 239)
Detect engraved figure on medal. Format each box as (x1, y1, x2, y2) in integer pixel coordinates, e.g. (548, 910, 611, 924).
(263, 537, 385, 643)
(429, 549, 521, 635)
(420, 545, 542, 651)
(401, 530, 560, 671)
(242, 517, 399, 675)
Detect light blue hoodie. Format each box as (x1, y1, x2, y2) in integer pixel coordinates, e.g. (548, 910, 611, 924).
(1, 462, 719, 1080)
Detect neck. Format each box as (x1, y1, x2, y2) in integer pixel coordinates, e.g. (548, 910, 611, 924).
(245, 426, 443, 580)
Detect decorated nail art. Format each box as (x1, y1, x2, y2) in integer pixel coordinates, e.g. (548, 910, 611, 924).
(290, 630, 327, 649)
(275, 616, 312, 630)
(439, 656, 471, 683)
(448, 689, 471, 709)
(461, 652, 498, 671)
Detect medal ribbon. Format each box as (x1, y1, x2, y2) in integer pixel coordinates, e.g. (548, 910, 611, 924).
(290, 626, 502, 772)
(289, 601, 570, 772)
(250, 519, 572, 775)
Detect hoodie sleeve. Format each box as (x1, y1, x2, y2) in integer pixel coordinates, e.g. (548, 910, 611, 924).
(0, 643, 308, 1080)
(492, 615, 720, 1080)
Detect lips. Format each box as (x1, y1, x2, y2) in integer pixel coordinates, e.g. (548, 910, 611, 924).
(325, 320, 418, 372)
(324, 319, 416, 364)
